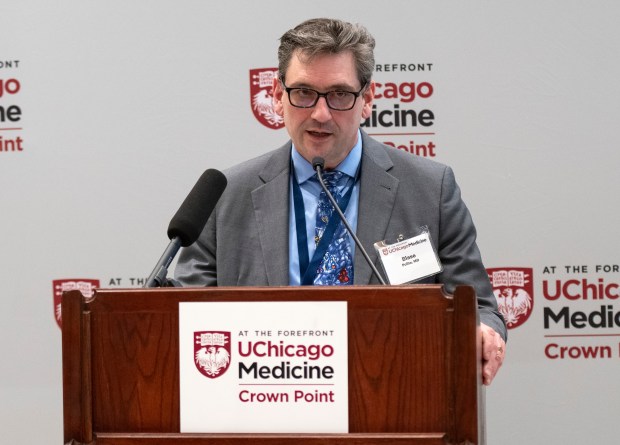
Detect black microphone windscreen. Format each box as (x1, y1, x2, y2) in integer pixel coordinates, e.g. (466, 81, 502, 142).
(312, 157, 325, 170)
(167, 169, 227, 247)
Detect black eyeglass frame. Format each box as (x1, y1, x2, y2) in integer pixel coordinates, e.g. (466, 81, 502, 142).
(279, 77, 368, 111)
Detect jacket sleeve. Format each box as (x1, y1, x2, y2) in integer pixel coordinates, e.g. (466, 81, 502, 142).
(174, 209, 218, 287)
(436, 166, 507, 340)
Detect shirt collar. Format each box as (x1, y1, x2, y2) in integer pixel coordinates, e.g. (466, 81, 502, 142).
(291, 129, 363, 184)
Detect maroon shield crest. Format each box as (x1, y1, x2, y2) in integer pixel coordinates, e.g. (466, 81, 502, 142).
(194, 331, 231, 378)
(487, 267, 534, 329)
(249, 68, 284, 130)
(53, 278, 100, 329)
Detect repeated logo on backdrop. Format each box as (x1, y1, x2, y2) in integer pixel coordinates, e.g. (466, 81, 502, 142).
(488, 264, 620, 362)
(248, 63, 438, 157)
(52, 276, 147, 329)
(0, 60, 24, 153)
(249, 68, 283, 130)
(364, 63, 436, 157)
(52, 279, 100, 328)
(541, 263, 620, 361)
(488, 267, 534, 329)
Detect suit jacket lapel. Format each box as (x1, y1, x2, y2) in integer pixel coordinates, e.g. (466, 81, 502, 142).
(355, 132, 399, 284)
(248, 135, 398, 286)
(251, 143, 292, 286)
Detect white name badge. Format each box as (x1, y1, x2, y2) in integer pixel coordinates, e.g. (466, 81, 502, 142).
(374, 231, 443, 285)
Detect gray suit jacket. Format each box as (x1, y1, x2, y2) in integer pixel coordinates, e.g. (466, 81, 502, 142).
(175, 131, 506, 339)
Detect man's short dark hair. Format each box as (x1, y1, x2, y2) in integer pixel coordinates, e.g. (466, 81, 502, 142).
(278, 18, 376, 87)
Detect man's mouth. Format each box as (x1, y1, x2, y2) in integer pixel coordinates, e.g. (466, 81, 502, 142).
(307, 130, 332, 138)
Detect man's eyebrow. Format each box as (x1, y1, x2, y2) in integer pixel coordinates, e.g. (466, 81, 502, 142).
(287, 81, 359, 91)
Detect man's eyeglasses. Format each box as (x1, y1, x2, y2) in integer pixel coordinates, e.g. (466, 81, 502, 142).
(280, 79, 367, 111)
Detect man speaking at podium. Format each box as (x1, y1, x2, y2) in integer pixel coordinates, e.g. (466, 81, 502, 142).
(174, 18, 507, 385)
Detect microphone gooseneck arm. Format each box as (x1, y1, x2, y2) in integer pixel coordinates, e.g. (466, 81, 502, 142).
(312, 157, 387, 285)
(144, 237, 182, 288)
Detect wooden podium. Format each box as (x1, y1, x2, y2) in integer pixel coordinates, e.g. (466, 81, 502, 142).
(62, 285, 484, 445)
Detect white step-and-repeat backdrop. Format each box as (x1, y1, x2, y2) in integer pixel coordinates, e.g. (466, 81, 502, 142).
(1, 1, 618, 443)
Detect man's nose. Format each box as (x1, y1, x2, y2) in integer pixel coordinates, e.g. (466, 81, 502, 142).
(311, 96, 332, 122)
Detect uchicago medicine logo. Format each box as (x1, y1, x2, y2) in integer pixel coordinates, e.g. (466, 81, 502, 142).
(52, 278, 100, 328)
(194, 331, 231, 378)
(488, 267, 534, 329)
(249, 68, 283, 130)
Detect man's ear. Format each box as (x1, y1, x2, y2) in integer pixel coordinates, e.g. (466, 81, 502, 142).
(272, 77, 284, 116)
(361, 81, 375, 120)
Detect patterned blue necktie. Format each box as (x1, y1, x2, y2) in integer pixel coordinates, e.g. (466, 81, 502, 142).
(314, 171, 354, 285)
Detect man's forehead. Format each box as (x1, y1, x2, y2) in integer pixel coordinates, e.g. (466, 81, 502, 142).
(284, 50, 360, 89)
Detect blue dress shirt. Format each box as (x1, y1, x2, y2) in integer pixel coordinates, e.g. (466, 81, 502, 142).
(288, 131, 362, 285)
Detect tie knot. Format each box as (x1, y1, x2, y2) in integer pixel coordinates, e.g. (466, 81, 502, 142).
(321, 170, 344, 191)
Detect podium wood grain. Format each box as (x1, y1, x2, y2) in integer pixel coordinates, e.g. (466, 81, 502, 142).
(63, 285, 483, 445)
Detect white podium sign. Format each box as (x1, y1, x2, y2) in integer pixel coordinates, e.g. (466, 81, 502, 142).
(179, 301, 348, 433)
